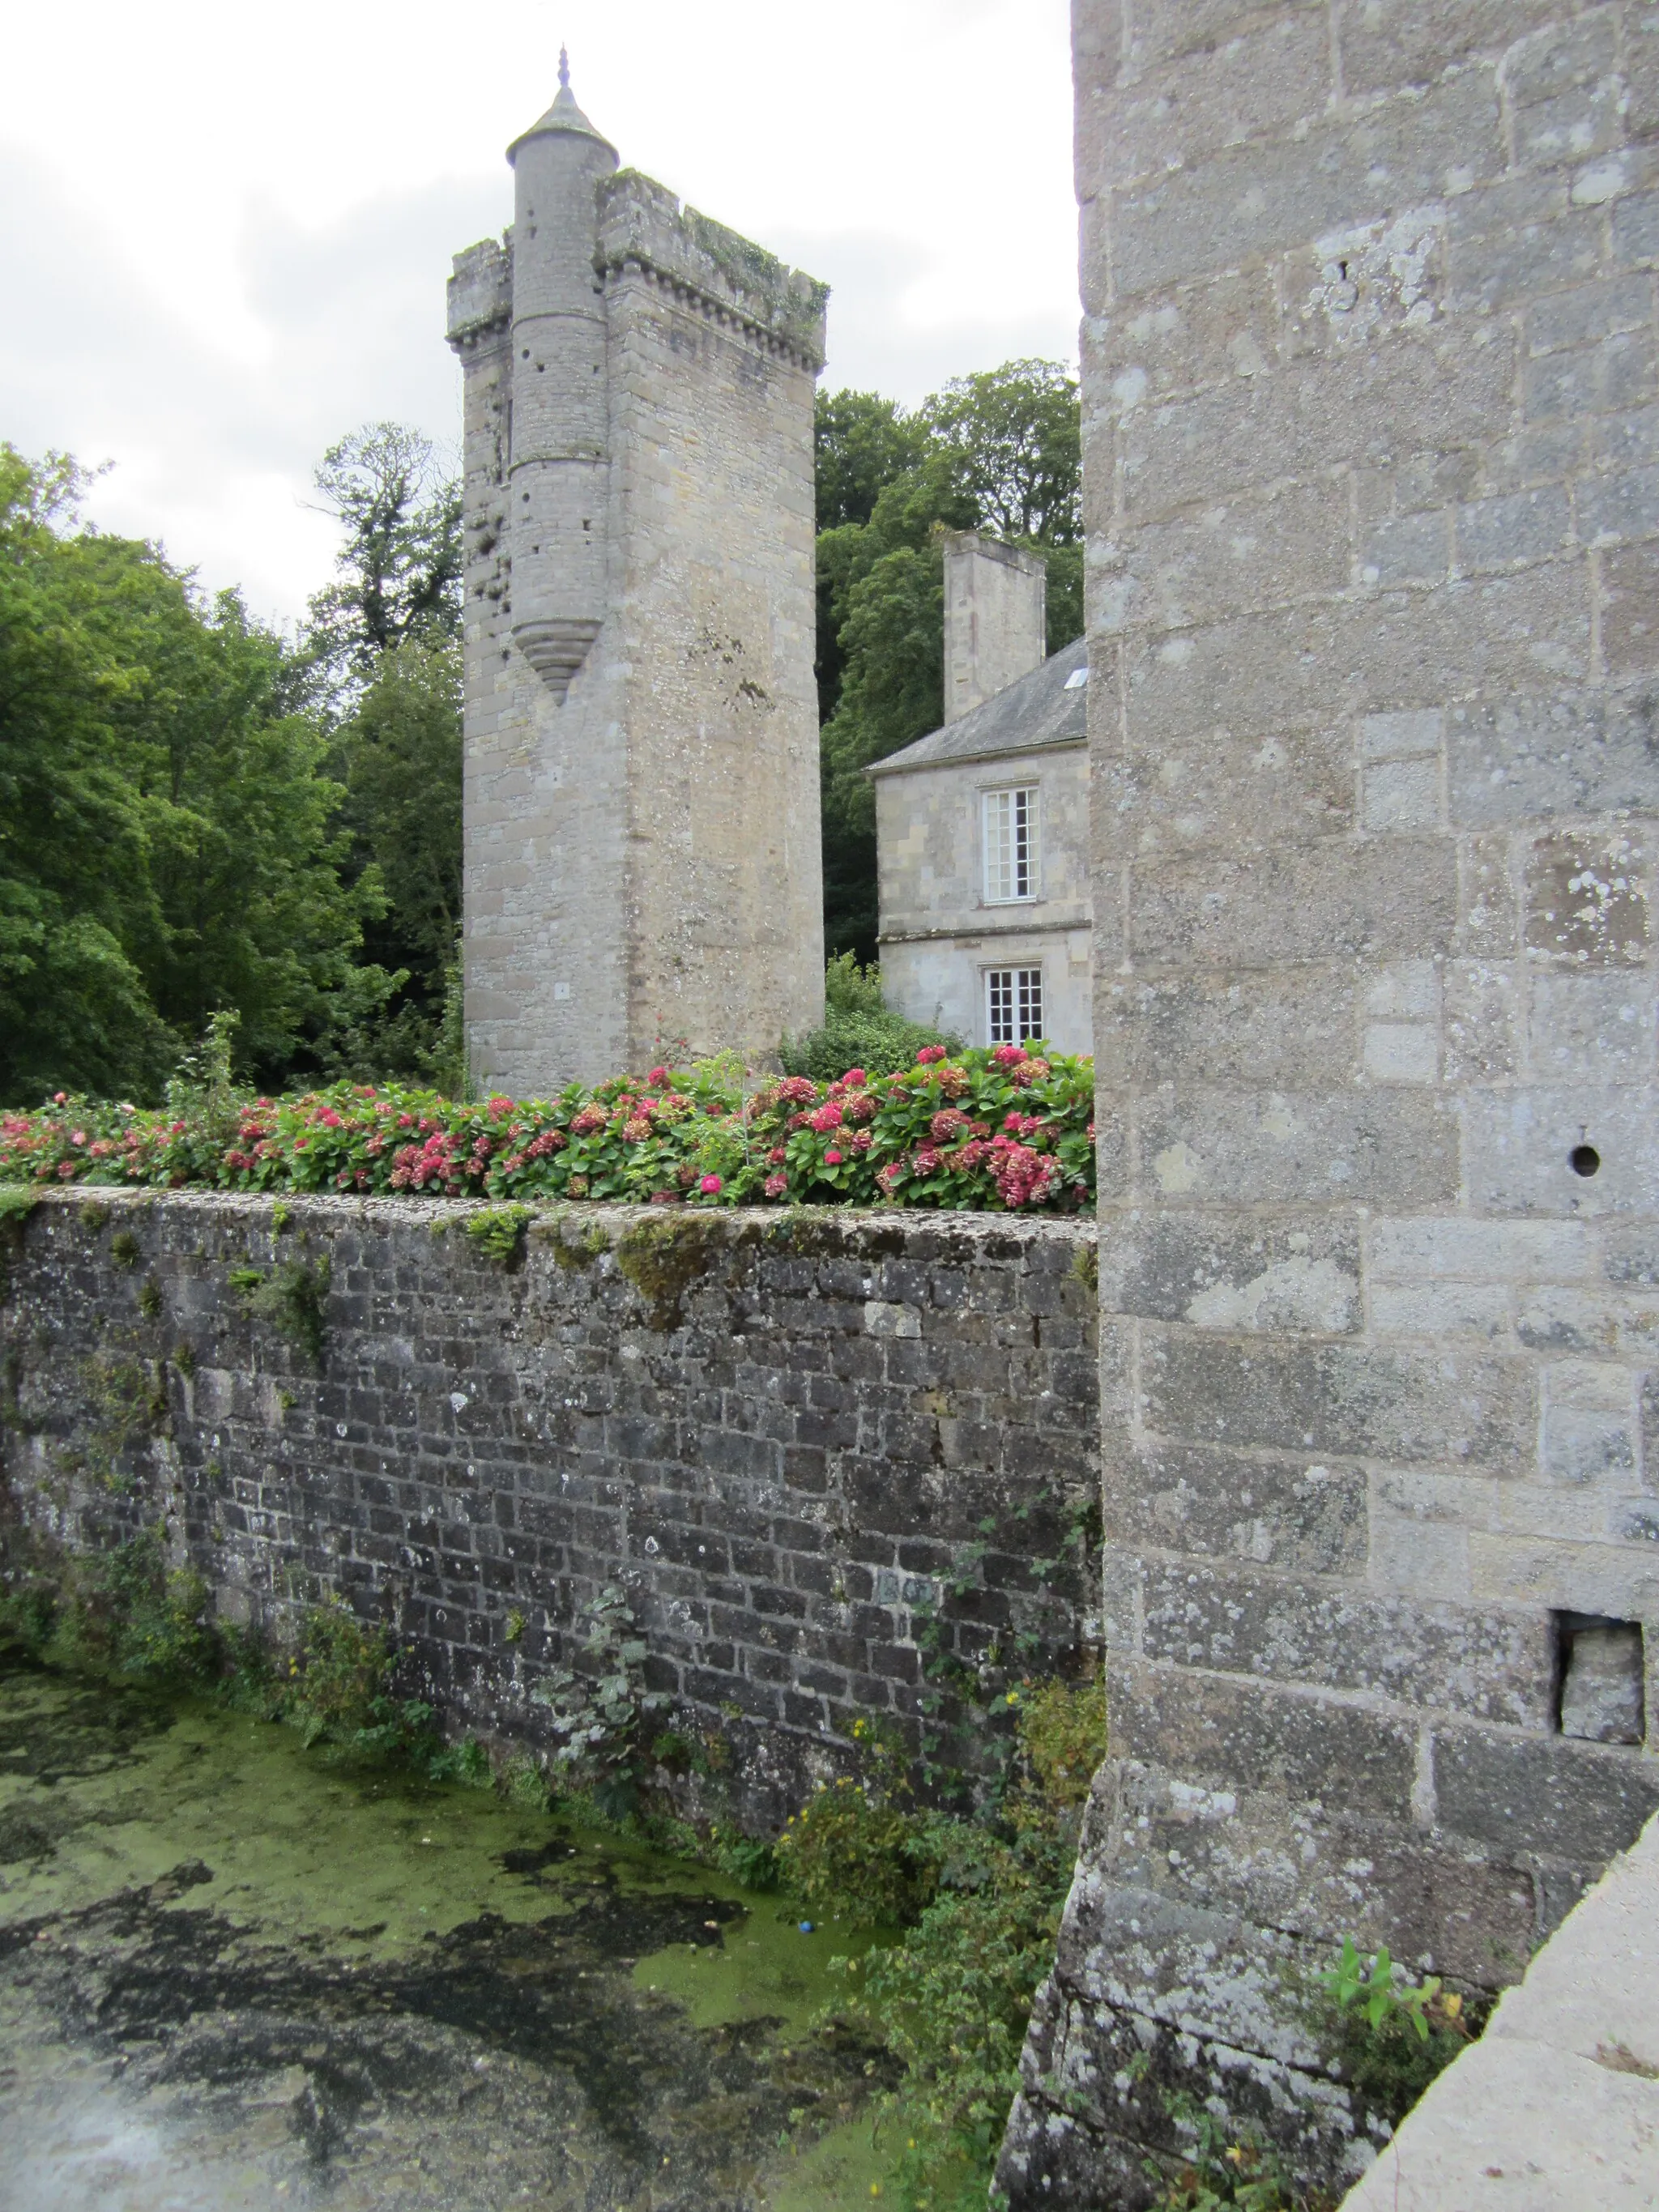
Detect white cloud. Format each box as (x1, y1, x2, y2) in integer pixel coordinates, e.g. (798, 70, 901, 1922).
(1, 0, 1077, 625)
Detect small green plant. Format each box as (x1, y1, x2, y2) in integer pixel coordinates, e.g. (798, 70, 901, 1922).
(1322, 1939, 1474, 2125)
(270, 1201, 292, 1234)
(164, 1008, 244, 1141)
(281, 1599, 394, 1745)
(428, 1736, 493, 1788)
(1145, 2100, 1307, 2212)
(709, 1826, 782, 1890)
(778, 1718, 943, 1929)
(228, 1265, 265, 1295)
(501, 1754, 552, 1810)
(504, 1609, 526, 1643)
(0, 1187, 39, 1224)
(109, 1229, 141, 1267)
(78, 1200, 111, 1231)
(171, 1341, 196, 1379)
(530, 1582, 673, 1820)
(248, 1256, 331, 1365)
(137, 1278, 164, 1319)
(464, 1204, 535, 1264)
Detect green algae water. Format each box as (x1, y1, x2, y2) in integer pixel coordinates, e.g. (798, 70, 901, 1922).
(0, 1651, 906, 2209)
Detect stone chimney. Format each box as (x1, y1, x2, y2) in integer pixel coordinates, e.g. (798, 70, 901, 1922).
(942, 531, 1047, 722)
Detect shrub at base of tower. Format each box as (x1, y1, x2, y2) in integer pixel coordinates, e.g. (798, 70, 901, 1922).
(780, 953, 958, 1082)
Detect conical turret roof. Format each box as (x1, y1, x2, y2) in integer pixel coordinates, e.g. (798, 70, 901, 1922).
(508, 49, 617, 162)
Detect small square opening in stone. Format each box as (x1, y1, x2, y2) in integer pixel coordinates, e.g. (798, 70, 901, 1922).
(1554, 1613, 1646, 1746)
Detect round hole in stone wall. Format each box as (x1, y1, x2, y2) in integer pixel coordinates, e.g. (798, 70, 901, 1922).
(1570, 1144, 1601, 1178)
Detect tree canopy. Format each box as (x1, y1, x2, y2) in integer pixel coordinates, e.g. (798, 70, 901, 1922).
(0, 426, 464, 1108)
(812, 360, 1083, 961)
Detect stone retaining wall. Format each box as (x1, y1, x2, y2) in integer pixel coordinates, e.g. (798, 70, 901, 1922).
(0, 1193, 1098, 1818)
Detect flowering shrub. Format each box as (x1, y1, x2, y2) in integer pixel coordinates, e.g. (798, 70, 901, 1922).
(0, 1044, 1095, 1215)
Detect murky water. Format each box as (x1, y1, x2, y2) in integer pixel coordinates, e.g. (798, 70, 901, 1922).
(0, 1652, 906, 2210)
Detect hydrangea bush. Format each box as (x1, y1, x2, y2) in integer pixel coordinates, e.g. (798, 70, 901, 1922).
(0, 1044, 1096, 1215)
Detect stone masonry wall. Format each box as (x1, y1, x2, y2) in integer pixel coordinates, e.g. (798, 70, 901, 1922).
(1000, 6, 1659, 2206)
(0, 1194, 1098, 1822)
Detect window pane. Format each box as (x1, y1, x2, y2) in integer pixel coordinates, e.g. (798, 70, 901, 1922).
(1019, 789, 1039, 899)
(1017, 968, 1043, 1042)
(987, 968, 1013, 1044)
(983, 791, 1012, 902)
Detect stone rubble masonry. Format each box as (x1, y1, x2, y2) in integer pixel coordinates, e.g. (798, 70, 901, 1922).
(943, 532, 1049, 723)
(999, 6, 1659, 2206)
(0, 1193, 1099, 1823)
(446, 99, 828, 1095)
(1338, 1806, 1659, 2210)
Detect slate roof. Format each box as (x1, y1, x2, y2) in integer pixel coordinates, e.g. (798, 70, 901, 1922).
(868, 636, 1088, 778)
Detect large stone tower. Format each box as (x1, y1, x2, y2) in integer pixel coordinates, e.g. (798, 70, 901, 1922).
(1001, 5, 1659, 2206)
(446, 58, 827, 1092)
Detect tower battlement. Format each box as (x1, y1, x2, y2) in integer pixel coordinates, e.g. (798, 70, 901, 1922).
(445, 63, 826, 1093)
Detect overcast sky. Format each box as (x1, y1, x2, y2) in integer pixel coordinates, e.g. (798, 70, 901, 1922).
(2, 0, 1077, 629)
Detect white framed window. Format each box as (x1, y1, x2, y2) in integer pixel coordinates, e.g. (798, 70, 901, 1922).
(987, 967, 1044, 1046)
(982, 786, 1039, 903)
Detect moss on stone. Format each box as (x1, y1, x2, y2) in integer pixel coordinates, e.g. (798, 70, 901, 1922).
(615, 1214, 726, 1330)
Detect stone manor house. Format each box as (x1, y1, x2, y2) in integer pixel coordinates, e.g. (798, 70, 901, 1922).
(872, 531, 1094, 1055)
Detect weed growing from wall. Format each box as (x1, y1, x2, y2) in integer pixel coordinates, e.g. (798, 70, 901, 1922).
(463, 1204, 535, 1264)
(231, 1255, 331, 1366)
(531, 1581, 674, 1820)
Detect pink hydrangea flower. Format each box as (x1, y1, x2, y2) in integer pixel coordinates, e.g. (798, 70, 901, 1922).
(700, 1174, 723, 1195)
(824, 1149, 844, 1165)
(764, 1173, 788, 1199)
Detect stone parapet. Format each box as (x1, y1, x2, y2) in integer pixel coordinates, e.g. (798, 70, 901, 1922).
(597, 171, 829, 369)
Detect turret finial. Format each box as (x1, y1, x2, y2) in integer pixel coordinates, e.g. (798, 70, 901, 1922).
(558, 45, 570, 90)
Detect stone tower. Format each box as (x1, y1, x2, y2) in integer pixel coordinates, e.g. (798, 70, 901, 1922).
(1001, 5, 1659, 2206)
(446, 58, 828, 1093)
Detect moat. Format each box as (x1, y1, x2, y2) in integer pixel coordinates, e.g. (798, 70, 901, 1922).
(0, 1650, 902, 2210)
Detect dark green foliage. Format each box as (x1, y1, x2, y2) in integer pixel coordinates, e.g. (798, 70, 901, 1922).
(0, 446, 401, 1105)
(779, 953, 957, 1081)
(234, 1255, 331, 1366)
(322, 643, 463, 1084)
(707, 1830, 782, 1890)
(1, 1541, 488, 1784)
(800, 1683, 1106, 2210)
(2, 1532, 217, 1686)
(812, 364, 1083, 959)
(300, 424, 463, 692)
(531, 1583, 675, 1822)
